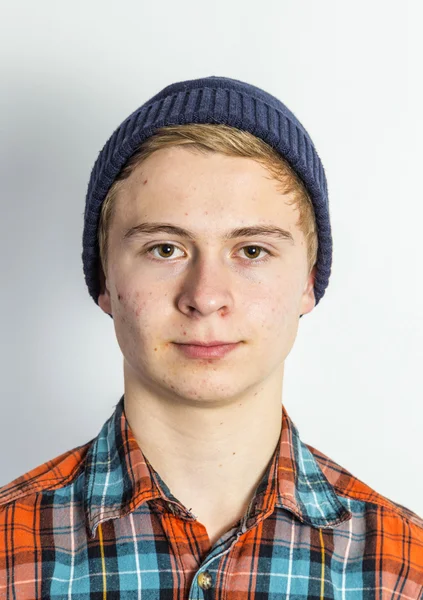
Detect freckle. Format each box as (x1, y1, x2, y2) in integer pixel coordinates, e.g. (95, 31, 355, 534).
(185, 212, 188, 216)
(233, 452, 236, 455)
(219, 464, 222, 467)
(220, 422, 223, 425)
(205, 211, 208, 215)
(154, 347, 157, 351)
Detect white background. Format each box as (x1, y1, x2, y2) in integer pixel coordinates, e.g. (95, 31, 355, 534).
(0, 1, 422, 516)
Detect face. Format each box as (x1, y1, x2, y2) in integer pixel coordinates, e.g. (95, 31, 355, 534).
(98, 146, 316, 406)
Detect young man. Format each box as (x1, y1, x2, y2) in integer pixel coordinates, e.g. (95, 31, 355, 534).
(1, 76, 422, 598)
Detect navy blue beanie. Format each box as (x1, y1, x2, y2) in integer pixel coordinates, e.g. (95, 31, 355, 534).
(82, 75, 331, 318)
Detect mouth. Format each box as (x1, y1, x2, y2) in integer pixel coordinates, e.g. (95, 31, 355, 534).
(175, 340, 240, 346)
(173, 341, 242, 359)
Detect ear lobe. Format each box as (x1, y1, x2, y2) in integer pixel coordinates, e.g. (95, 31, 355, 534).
(98, 262, 107, 295)
(97, 263, 112, 315)
(300, 265, 316, 317)
(311, 266, 317, 290)
(304, 265, 316, 294)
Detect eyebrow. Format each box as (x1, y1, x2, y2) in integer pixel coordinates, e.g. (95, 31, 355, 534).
(122, 222, 295, 244)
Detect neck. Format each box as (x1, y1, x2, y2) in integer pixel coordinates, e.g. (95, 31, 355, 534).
(123, 362, 284, 527)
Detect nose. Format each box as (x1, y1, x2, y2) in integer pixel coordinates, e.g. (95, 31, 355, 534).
(176, 254, 235, 318)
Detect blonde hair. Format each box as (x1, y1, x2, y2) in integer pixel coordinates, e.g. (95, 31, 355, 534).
(98, 123, 318, 280)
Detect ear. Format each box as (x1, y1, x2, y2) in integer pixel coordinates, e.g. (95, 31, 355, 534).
(97, 263, 113, 316)
(300, 265, 316, 317)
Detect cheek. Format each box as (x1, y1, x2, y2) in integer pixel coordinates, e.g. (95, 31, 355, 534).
(267, 299, 293, 335)
(248, 281, 301, 343)
(113, 284, 152, 324)
(244, 273, 297, 318)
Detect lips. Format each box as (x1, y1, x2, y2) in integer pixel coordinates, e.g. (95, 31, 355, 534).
(174, 342, 241, 359)
(178, 340, 238, 347)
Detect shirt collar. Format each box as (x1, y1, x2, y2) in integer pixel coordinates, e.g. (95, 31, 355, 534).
(83, 395, 351, 539)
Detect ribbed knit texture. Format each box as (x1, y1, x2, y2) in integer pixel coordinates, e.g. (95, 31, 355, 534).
(82, 76, 332, 317)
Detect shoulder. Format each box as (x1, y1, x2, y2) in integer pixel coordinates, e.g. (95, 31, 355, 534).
(307, 442, 423, 532)
(0, 440, 93, 510)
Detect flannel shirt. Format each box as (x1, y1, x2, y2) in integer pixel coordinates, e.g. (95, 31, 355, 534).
(1, 395, 422, 599)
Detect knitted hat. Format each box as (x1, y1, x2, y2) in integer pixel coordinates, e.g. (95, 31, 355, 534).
(82, 75, 331, 319)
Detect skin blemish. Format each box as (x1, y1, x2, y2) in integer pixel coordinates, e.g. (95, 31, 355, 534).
(136, 304, 143, 317)
(143, 179, 148, 184)
(118, 294, 122, 301)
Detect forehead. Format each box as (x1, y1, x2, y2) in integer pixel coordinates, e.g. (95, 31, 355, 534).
(113, 146, 300, 233)
(124, 146, 285, 194)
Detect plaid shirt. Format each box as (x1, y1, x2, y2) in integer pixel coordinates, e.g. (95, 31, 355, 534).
(1, 395, 422, 599)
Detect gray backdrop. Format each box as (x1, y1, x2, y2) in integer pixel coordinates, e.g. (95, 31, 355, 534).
(1, 0, 422, 517)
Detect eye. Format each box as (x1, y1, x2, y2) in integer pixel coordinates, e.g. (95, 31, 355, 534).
(144, 243, 272, 263)
(241, 245, 270, 260)
(148, 243, 181, 259)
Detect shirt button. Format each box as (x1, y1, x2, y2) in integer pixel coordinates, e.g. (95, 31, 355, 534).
(197, 570, 212, 590)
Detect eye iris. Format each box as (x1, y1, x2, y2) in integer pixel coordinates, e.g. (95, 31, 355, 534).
(158, 244, 174, 257)
(244, 246, 260, 259)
